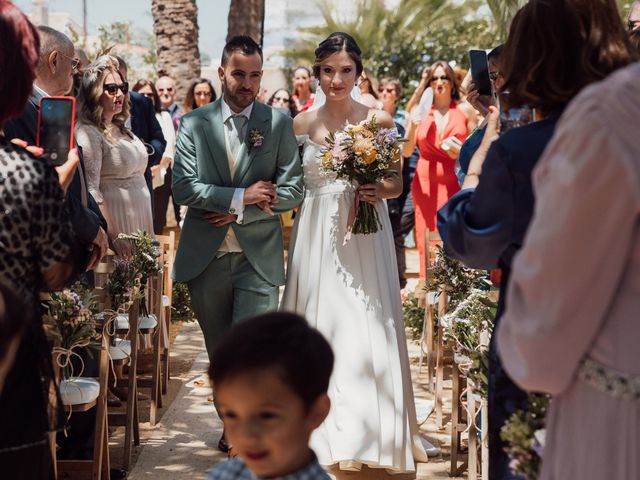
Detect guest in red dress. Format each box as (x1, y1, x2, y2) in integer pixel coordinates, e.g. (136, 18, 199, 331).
(403, 61, 470, 278)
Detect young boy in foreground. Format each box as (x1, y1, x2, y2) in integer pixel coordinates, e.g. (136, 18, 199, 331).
(207, 312, 334, 479)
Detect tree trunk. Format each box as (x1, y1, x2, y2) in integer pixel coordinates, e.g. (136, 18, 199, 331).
(151, 0, 200, 103)
(226, 0, 265, 46)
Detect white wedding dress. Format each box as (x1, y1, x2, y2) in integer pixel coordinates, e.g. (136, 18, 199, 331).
(281, 136, 427, 473)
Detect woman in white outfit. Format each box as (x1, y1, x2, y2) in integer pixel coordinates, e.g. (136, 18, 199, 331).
(280, 32, 427, 474)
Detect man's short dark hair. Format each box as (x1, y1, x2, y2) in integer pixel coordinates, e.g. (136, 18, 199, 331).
(209, 312, 333, 407)
(221, 35, 263, 66)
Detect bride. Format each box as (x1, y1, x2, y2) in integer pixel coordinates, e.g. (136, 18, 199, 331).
(281, 32, 427, 473)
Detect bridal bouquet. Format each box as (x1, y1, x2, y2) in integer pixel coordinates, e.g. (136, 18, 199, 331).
(319, 116, 401, 237)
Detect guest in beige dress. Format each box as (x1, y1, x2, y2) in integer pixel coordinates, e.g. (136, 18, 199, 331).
(75, 55, 153, 256)
(497, 62, 640, 480)
(75, 55, 155, 404)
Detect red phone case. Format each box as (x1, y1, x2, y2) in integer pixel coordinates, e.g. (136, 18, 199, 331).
(36, 95, 76, 152)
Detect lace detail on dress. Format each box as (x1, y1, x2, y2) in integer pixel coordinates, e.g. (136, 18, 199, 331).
(301, 137, 354, 195)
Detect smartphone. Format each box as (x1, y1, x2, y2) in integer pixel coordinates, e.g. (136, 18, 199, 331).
(499, 94, 534, 133)
(37, 96, 76, 166)
(468, 49, 492, 97)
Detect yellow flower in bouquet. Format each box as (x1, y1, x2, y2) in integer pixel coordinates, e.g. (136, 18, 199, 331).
(322, 150, 333, 168)
(362, 148, 378, 165)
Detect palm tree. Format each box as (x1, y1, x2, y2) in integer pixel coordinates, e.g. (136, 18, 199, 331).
(151, 0, 201, 102)
(227, 0, 266, 45)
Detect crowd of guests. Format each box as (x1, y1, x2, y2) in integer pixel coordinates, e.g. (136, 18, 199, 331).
(1, 0, 640, 478)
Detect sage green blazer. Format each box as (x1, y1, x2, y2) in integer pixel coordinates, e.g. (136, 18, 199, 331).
(171, 99, 303, 285)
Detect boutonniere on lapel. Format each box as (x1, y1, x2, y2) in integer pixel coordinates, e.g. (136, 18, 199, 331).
(249, 129, 264, 149)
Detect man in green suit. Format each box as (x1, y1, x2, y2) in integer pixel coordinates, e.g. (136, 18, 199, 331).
(172, 36, 304, 363)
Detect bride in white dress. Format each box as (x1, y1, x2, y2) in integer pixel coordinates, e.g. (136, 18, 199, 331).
(280, 32, 427, 474)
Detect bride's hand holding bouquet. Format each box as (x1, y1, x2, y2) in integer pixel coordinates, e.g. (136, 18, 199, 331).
(320, 115, 402, 238)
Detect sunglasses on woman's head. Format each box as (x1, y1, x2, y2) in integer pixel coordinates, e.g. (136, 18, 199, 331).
(104, 82, 129, 95)
(430, 75, 450, 83)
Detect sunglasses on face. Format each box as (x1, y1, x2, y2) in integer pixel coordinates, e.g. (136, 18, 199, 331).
(273, 96, 290, 103)
(430, 75, 450, 83)
(158, 87, 174, 93)
(378, 87, 396, 94)
(57, 50, 80, 71)
(104, 82, 129, 95)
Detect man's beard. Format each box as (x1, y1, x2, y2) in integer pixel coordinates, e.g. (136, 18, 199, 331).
(223, 78, 256, 109)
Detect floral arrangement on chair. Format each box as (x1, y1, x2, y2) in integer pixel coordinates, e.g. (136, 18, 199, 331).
(501, 393, 551, 479)
(107, 258, 142, 313)
(43, 282, 101, 379)
(118, 230, 162, 317)
(426, 244, 487, 308)
(319, 116, 402, 236)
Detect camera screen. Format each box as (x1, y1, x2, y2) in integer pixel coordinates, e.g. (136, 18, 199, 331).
(39, 98, 73, 166)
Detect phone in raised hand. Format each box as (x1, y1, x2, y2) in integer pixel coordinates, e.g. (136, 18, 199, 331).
(37, 96, 76, 166)
(468, 49, 492, 97)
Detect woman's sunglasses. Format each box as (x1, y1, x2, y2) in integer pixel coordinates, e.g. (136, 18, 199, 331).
(430, 75, 450, 83)
(104, 82, 129, 95)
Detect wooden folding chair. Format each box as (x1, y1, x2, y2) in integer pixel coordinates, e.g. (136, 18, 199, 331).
(156, 231, 176, 395)
(136, 266, 165, 426)
(107, 299, 141, 471)
(55, 257, 115, 480)
(95, 252, 141, 471)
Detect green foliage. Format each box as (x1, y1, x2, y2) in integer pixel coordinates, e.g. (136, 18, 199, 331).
(402, 292, 426, 340)
(107, 258, 142, 312)
(442, 290, 495, 351)
(426, 244, 486, 308)
(171, 282, 196, 323)
(501, 393, 551, 480)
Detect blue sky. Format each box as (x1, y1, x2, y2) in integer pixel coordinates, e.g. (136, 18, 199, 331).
(13, 0, 231, 58)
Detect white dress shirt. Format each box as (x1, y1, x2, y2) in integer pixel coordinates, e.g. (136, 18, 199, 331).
(217, 97, 253, 255)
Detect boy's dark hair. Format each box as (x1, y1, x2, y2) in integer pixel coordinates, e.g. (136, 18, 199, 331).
(210, 312, 334, 407)
(221, 35, 263, 66)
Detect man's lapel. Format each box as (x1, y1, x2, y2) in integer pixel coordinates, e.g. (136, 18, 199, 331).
(233, 102, 271, 186)
(202, 100, 233, 185)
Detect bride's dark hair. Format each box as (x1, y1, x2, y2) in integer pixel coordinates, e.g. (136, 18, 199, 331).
(313, 32, 363, 78)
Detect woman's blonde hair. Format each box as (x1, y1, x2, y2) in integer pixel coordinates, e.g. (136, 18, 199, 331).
(77, 55, 131, 142)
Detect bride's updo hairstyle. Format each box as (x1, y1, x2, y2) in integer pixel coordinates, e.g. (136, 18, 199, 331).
(313, 32, 363, 78)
